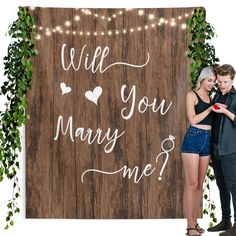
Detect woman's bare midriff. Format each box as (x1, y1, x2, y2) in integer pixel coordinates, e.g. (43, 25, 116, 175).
(191, 124, 212, 130)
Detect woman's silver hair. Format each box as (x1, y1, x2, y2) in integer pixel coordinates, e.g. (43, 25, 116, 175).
(194, 67, 215, 91)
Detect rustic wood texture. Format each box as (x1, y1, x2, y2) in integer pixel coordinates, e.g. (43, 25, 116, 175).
(26, 7, 195, 218)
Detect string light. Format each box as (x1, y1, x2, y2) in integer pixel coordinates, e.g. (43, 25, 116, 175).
(35, 10, 193, 40)
(138, 10, 145, 16)
(82, 9, 92, 15)
(45, 30, 51, 36)
(76, 8, 191, 23)
(65, 21, 71, 27)
(181, 23, 187, 29)
(74, 15, 80, 21)
(159, 18, 165, 23)
(55, 26, 61, 32)
(148, 14, 155, 20)
(31, 7, 192, 26)
(170, 21, 176, 27)
(78, 8, 124, 22)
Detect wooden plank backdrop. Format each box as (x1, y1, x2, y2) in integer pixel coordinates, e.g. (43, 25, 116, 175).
(26, 7, 195, 218)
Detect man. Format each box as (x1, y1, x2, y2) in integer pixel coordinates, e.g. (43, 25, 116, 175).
(208, 64, 236, 236)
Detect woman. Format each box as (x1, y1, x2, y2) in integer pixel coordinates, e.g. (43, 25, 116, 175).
(181, 67, 216, 236)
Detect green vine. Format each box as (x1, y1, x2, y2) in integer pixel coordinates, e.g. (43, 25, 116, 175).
(186, 8, 219, 226)
(0, 7, 37, 229)
(187, 8, 219, 90)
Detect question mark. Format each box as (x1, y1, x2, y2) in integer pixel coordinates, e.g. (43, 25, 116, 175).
(156, 135, 175, 181)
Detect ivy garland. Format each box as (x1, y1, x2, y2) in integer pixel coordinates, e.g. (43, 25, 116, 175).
(186, 8, 219, 227)
(0, 7, 37, 229)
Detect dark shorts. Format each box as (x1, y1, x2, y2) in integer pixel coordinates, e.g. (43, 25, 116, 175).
(181, 126, 211, 157)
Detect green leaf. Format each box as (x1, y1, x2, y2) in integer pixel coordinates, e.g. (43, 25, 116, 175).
(4, 224, 9, 230)
(8, 211, 13, 217)
(203, 209, 208, 215)
(210, 213, 215, 218)
(15, 207, 20, 213)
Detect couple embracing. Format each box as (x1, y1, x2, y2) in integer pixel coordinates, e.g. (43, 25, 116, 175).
(181, 64, 236, 236)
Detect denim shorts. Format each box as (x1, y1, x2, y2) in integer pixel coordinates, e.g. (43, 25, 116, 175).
(181, 126, 211, 157)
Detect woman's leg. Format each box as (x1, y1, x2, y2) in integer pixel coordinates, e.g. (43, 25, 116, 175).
(182, 153, 201, 234)
(195, 155, 210, 228)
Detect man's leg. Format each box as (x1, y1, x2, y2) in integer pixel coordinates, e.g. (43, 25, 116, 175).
(219, 153, 236, 236)
(207, 154, 231, 232)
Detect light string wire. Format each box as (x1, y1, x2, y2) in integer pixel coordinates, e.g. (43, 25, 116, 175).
(30, 7, 193, 39)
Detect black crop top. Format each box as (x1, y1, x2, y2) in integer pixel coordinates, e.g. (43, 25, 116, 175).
(194, 91, 213, 125)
